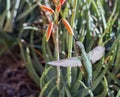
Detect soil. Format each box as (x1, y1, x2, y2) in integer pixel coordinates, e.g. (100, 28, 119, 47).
(0, 46, 40, 97)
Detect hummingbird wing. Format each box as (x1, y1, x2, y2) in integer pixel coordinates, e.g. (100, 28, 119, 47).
(88, 46, 105, 64)
(47, 46, 105, 67)
(48, 57, 82, 67)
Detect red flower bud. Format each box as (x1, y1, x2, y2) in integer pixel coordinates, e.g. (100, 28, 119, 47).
(62, 18, 74, 35)
(46, 22, 54, 42)
(40, 5, 54, 14)
(60, 0, 66, 5)
(56, 3, 61, 12)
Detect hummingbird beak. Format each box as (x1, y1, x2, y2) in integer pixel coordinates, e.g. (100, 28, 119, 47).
(73, 35, 78, 41)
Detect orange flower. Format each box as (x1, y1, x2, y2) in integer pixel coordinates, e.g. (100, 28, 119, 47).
(40, 5, 54, 14)
(53, 0, 56, 2)
(62, 18, 74, 35)
(56, 3, 61, 12)
(46, 22, 54, 42)
(53, 0, 60, 3)
(53, 0, 57, 3)
(60, 0, 66, 5)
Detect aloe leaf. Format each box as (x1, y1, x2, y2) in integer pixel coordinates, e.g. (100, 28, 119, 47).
(95, 77, 108, 97)
(39, 76, 56, 97)
(42, 35, 48, 61)
(71, 71, 83, 95)
(46, 43, 54, 60)
(30, 31, 44, 74)
(0, 10, 6, 29)
(40, 66, 52, 88)
(93, 60, 103, 79)
(107, 71, 120, 87)
(16, 4, 37, 21)
(99, 2, 118, 45)
(65, 86, 72, 97)
(114, 44, 120, 72)
(19, 38, 39, 84)
(23, 26, 39, 31)
(116, 90, 120, 97)
(78, 81, 94, 97)
(31, 48, 44, 74)
(71, 67, 79, 87)
(60, 86, 66, 97)
(97, 0, 107, 29)
(105, 34, 120, 57)
(26, 47, 40, 86)
(42, 34, 52, 62)
(3, 13, 13, 32)
(90, 0, 100, 18)
(47, 85, 57, 97)
(91, 67, 108, 91)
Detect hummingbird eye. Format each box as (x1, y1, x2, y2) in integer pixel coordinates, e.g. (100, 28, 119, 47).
(76, 45, 79, 49)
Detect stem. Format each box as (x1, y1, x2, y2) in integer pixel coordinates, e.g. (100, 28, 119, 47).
(67, 35, 72, 87)
(7, 0, 11, 19)
(67, 0, 78, 87)
(55, 26, 60, 90)
(54, 12, 60, 90)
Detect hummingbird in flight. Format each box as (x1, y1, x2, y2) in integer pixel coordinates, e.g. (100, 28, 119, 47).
(48, 37, 105, 87)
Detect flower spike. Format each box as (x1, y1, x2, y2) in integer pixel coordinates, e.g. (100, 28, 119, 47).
(62, 18, 74, 35)
(46, 22, 54, 42)
(60, 0, 66, 5)
(40, 5, 54, 14)
(56, 3, 61, 12)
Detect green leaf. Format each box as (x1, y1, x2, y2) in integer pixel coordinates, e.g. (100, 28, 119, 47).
(39, 76, 56, 97)
(26, 47, 40, 86)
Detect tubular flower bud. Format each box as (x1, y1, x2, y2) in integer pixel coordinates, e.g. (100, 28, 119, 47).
(40, 5, 54, 14)
(62, 18, 74, 35)
(60, 0, 66, 5)
(46, 22, 54, 42)
(56, 3, 61, 12)
(53, 0, 59, 3)
(53, 0, 57, 3)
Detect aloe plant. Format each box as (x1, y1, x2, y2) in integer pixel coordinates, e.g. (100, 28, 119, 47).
(1, 0, 119, 97)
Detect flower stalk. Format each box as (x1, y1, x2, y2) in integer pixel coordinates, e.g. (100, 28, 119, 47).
(54, 25, 60, 90)
(67, 0, 78, 87)
(40, 0, 75, 89)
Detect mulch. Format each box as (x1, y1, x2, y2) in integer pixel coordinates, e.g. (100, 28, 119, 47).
(0, 51, 40, 97)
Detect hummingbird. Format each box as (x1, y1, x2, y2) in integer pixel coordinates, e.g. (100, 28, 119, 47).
(48, 39, 105, 87)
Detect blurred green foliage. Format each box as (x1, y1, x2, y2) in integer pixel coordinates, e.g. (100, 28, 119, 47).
(0, 0, 120, 97)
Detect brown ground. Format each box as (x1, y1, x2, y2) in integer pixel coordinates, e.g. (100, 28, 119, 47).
(0, 47, 40, 97)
